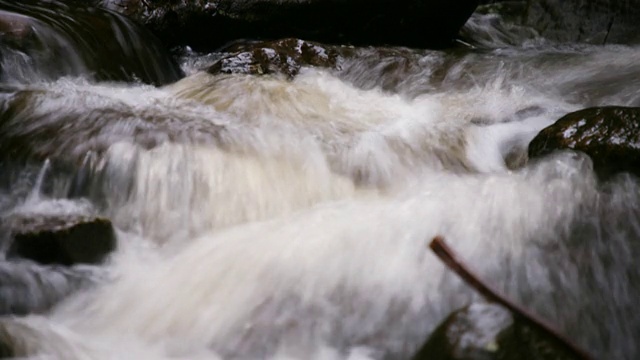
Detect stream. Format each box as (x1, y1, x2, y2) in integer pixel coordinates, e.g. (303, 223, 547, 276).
(0, 2, 639, 359)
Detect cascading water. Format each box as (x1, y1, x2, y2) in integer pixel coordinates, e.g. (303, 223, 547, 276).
(0, 0, 182, 84)
(0, 3, 639, 360)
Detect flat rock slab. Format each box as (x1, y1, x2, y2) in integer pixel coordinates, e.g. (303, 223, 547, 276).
(5, 204, 116, 266)
(528, 106, 640, 178)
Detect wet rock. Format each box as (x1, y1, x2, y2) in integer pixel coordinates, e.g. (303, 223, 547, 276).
(0, 0, 182, 84)
(0, 261, 98, 315)
(413, 303, 580, 360)
(0, 9, 33, 38)
(5, 204, 116, 266)
(102, 0, 479, 51)
(207, 38, 340, 78)
(206, 38, 432, 82)
(525, 0, 640, 45)
(0, 334, 11, 358)
(413, 303, 513, 360)
(528, 107, 640, 178)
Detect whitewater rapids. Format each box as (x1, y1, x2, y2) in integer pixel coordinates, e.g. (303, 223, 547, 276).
(1, 13, 640, 360)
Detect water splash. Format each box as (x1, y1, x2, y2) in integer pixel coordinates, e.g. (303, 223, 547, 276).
(24, 158, 49, 204)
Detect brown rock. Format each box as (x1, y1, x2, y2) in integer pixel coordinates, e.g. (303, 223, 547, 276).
(528, 106, 640, 178)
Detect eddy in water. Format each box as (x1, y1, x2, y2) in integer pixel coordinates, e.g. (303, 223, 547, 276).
(0, 1, 639, 359)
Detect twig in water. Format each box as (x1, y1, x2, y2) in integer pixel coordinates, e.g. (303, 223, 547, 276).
(429, 236, 594, 360)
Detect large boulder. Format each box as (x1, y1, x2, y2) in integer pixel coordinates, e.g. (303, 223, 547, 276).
(101, 0, 479, 51)
(0, 0, 182, 84)
(524, 0, 640, 45)
(528, 107, 640, 178)
(413, 303, 581, 360)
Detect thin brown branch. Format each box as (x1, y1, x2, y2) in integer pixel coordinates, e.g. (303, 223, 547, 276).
(429, 236, 594, 360)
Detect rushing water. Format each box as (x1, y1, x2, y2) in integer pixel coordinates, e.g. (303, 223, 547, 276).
(0, 4, 639, 360)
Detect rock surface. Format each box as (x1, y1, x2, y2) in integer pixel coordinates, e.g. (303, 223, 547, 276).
(528, 106, 640, 178)
(524, 0, 640, 45)
(102, 0, 479, 51)
(0, 0, 182, 84)
(206, 38, 431, 82)
(478, 0, 640, 45)
(413, 303, 581, 360)
(5, 204, 116, 266)
(207, 38, 340, 78)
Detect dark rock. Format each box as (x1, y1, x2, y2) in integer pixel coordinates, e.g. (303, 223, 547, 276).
(413, 303, 513, 360)
(207, 38, 340, 78)
(6, 205, 116, 266)
(413, 303, 580, 360)
(0, 0, 182, 85)
(524, 0, 640, 45)
(206, 38, 432, 83)
(528, 107, 640, 178)
(102, 0, 479, 51)
(0, 333, 11, 358)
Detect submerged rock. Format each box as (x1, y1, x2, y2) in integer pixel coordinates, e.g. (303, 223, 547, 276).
(5, 204, 116, 266)
(0, 0, 182, 84)
(413, 303, 580, 360)
(207, 38, 340, 78)
(528, 107, 640, 178)
(102, 0, 479, 51)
